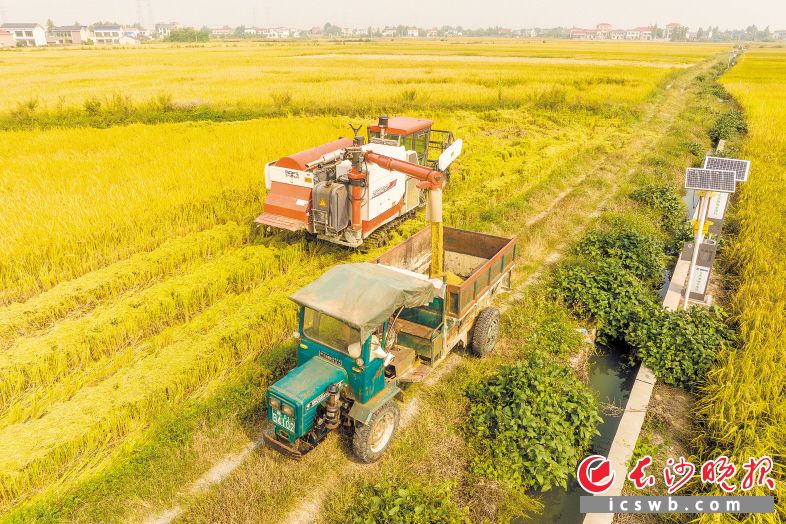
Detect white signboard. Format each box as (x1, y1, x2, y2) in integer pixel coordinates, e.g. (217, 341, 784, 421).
(690, 266, 711, 296)
(707, 192, 728, 221)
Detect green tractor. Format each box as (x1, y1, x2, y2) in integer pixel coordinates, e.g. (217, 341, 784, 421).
(264, 226, 516, 462)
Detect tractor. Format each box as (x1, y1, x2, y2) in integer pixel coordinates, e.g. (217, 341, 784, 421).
(264, 226, 517, 461)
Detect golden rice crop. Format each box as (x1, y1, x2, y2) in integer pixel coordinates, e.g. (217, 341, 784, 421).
(0, 117, 348, 304)
(0, 40, 720, 515)
(695, 47, 786, 522)
(0, 40, 715, 113)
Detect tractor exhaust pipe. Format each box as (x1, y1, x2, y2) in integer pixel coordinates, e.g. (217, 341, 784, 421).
(324, 383, 341, 430)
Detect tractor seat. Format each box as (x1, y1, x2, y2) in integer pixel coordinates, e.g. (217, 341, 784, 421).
(393, 318, 438, 339)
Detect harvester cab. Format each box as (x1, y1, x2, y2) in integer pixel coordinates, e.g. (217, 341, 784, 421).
(255, 116, 462, 248)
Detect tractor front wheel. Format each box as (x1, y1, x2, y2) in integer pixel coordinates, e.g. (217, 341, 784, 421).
(352, 401, 400, 463)
(471, 307, 500, 356)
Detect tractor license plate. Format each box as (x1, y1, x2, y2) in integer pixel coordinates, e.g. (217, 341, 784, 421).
(271, 410, 295, 432)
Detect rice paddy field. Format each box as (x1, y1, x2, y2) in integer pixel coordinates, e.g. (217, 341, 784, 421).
(0, 39, 758, 522)
(695, 46, 786, 522)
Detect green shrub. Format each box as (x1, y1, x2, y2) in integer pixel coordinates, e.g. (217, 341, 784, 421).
(629, 185, 691, 252)
(575, 228, 666, 286)
(702, 82, 731, 101)
(708, 109, 747, 144)
(465, 353, 601, 492)
(83, 96, 102, 115)
(331, 479, 470, 524)
(503, 290, 584, 357)
(625, 307, 735, 389)
(551, 259, 657, 343)
(685, 141, 705, 157)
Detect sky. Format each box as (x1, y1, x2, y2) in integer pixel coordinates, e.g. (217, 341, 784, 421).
(2, 0, 784, 30)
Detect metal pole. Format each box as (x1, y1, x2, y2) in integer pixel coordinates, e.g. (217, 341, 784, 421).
(428, 188, 444, 279)
(683, 192, 711, 310)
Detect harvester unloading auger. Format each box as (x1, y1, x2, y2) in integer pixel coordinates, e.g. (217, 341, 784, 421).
(255, 116, 463, 275)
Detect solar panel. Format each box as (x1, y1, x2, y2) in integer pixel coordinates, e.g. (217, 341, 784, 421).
(684, 168, 736, 193)
(703, 156, 751, 182)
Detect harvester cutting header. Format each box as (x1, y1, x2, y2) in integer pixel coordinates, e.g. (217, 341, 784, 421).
(255, 116, 463, 248)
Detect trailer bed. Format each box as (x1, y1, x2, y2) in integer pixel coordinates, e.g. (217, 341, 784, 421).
(373, 226, 516, 318)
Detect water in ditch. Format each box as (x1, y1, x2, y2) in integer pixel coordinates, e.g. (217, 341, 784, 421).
(535, 345, 639, 523)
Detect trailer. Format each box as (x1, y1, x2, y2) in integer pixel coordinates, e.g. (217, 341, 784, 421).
(264, 226, 516, 462)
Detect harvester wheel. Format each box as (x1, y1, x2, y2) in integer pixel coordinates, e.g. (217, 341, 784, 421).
(352, 400, 399, 463)
(471, 307, 500, 356)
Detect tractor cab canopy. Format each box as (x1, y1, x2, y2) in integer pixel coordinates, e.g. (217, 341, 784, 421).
(290, 263, 437, 343)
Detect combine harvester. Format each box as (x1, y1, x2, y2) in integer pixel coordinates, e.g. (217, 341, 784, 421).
(256, 116, 462, 247)
(262, 120, 517, 462)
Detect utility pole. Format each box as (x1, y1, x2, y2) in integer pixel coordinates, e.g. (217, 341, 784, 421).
(147, 0, 154, 31)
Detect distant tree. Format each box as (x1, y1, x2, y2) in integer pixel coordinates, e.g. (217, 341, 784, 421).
(670, 26, 688, 41)
(233, 25, 246, 37)
(697, 27, 705, 40)
(46, 19, 55, 32)
(167, 27, 209, 42)
(322, 23, 342, 37)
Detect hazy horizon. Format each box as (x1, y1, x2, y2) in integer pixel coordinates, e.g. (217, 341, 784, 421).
(2, 0, 784, 31)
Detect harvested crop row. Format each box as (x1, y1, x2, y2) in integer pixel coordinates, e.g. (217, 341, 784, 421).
(695, 48, 786, 521)
(0, 221, 248, 347)
(0, 267, 315, 509)
(0, 242, 307, 424)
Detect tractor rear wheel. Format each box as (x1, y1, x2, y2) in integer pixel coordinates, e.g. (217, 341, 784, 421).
(471, 307, 500, 356)
(352, 400, 400, 463)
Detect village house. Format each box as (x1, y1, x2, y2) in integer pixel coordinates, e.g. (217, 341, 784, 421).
(92, 25, 122, 44)
(773, 29, 786, 40)
(636, 26, 653, 40)
(381, 26, 396, 37)
(119, 34, 141, 45)
(625, 28, 641, 39)
(210, 26, 232, 37)
(49, 25, 89, 45)
(664, 22, 684, 40)
(573, 23, 655, 41)
(155, 22, 177, 39)
(0, 28, 14, 47)
(1, 23, 48, 46)
(426, 28, 438, 38)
